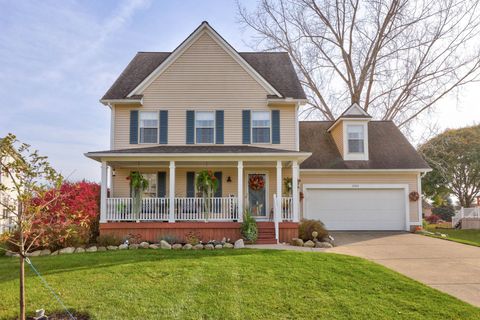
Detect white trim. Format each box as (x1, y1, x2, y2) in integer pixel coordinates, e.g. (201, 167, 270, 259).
(237, 161, 244, 222)
(100, 161, 108, 223)
(300, 169, 432, 173)
(343, 121, 369, 161)
(302, 183, 410, 231)
(127, 22, 282, 98)
(344, 103, 370, 117)
(110, 104, 115, 149)
(245, 170, 270, 219)
(100, 98, 143, 106)
(295, 103, 299, 151)
(418, 172, 423, 223)
(292, 161, 299, 222)
(168, 161, 175, 223)
(267, 98, 308, 105)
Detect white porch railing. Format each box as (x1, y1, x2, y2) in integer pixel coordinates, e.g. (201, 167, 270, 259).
(175, 197, 238, 221)
(281, 197, 293, 221)
(452, 207, 480, 227)
(106, 197, 238, 222)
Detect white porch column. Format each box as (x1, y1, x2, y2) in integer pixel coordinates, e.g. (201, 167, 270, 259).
(275, 160, 283, 241)
(237, 160, 244, 222)
(292, 160, 299, 222)
(100, 160, 108, 223)
(169, 161, 175, 223)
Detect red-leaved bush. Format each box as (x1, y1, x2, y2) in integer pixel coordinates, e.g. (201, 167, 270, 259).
(425, 214, 441, 224)
(28, 181, 100, 250)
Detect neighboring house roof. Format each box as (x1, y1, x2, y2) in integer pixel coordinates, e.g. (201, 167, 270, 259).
(299, 121, 430, 170)
(101, 51, 306, 101)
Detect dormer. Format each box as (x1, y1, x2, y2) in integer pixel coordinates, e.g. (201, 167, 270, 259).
(327, 103, 372, 161)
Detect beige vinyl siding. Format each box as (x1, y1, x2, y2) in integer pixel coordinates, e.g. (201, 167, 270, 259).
(330, 123, 343, 155)
(112, 32, 297, 150)
(299, 172, 420, 223)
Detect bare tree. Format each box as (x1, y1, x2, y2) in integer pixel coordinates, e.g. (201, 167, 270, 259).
(238, 0, 480, 127)
(0, 134, 63, 320)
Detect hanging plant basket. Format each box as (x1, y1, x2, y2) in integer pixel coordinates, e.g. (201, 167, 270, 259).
(409, 191, 420, 202)
(249, 174, 265, 191)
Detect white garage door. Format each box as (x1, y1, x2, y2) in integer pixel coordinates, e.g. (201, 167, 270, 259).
(304, 188, 406, 230)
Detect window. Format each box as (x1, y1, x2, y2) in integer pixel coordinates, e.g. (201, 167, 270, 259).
(139, 112, 158, 143)
(195, 111, 215, 144)
(347, 125, 365, 153)
(142, 173, 157, 198)
(252, 111, 271, 143)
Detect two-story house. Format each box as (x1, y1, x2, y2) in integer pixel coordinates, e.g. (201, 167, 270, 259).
(0, 155, 17, 234)
(85, 22, 430, 243)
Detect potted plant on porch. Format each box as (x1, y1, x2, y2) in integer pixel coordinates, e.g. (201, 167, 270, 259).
(195, 170, 218, 221)
(127, 172, 149, 222)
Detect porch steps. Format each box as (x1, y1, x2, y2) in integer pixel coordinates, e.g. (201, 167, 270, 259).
(256, 222, 277, 244)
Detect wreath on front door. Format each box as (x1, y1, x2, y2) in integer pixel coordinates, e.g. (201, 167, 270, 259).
(249, 174, 265, 191)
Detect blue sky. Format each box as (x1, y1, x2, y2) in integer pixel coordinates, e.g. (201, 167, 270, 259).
(1, 0, 479, 182)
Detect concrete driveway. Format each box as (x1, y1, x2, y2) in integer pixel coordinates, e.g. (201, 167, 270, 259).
(328, 232, 480, 307)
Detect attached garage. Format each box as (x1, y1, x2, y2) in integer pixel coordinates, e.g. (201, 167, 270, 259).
(303, 185, 409, 231)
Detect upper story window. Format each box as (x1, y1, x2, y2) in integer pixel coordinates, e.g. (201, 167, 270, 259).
(347, 125, 365, 153)
(195, 111, 215, 144)
(252, 111, 271, 143)
(139, 112, 158, 144)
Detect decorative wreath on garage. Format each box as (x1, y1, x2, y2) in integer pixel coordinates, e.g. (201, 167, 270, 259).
(249, 174, 265, 191)
(409, 191, 420, 202)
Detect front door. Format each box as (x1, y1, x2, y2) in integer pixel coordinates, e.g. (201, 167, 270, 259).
(247, 173, 267, 218)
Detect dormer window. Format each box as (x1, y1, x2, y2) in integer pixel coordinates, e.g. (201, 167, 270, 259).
(195, 111, 215, 144)
(347, 125, 365, 153)
(139, 111, 158, 144)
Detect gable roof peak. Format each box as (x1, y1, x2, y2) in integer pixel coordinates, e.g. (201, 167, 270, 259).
(340, 103, 372, 118)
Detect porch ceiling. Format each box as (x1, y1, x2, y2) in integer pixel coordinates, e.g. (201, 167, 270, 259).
(107, 160, 295, 168)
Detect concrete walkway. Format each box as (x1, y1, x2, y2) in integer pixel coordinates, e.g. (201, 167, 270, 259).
(247, 232, 480, 307)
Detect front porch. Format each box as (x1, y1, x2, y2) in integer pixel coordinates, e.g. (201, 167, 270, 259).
(89, 148, 311, 243)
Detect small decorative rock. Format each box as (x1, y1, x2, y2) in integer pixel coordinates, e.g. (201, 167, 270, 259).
(291, 238, 304, 247)
(59, 247, 75, 255)
(234, 239, 245, 249)
(75, 247, 86, 253)
(303, 240, 315, 248)
(97, 246, 107, 252)
(172, 243, 183, 250)
(139, 242, 150, 249)
(182, 244, 193, 250)
(193, 244, 204, 250)
(40, 249, 51, 256)
(27, 250, 42, 257)
(223, 243, 234, 249)
(51, 250, 59, 256)
(315, 242, 333, 249)
(215, 244, 223, 250)
(204, 244, 214, 250)
(221, 237, 226, 244)
(129, 244, 139, 250)
(160, 240, 171, 250)
(119, 244, 129, 250)
(149, 244, 159, 249)
(107, 245, 118, 251)
(86, 246, 97, 253)
(321, 236, 335, 245)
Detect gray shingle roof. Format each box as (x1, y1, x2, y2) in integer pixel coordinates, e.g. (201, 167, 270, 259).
(101, 52, 306, 100)
(299, 121, 430, 170)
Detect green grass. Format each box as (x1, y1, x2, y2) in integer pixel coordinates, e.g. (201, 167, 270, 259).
(425, 225, 480, 247)
(0, 250, 478, 319)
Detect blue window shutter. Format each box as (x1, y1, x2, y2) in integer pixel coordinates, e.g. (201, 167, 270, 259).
(242, 110, 251, 144)
(186, 172, 195, 197)
(157, 172, 166, 197)
(214, 171, 222, 197)
(159, 111, 168, 144)
(186, 111, 195, 144)
(272, 110, 280, 144)
(130, 110, 138, 144)
(215, 110, 224, 144)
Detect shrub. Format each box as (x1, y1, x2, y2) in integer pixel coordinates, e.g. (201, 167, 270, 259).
(184, 231, 200, 245)
(298, 219, 328, 241)
(96, 234, 121, 247)
(432, 206, 455, 222)
(241, 208, 258, 243)
(124, 233, 143, 245)
(425, 214, 441, 224)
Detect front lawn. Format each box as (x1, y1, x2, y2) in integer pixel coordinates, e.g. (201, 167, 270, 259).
(425, 224, 480, 247)
(0, 250, 478, 319)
